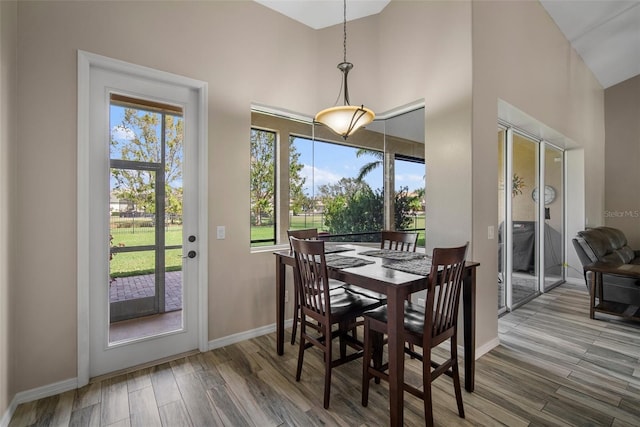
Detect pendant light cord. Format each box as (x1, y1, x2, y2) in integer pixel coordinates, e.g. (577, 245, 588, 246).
(343, 0, 347, 63)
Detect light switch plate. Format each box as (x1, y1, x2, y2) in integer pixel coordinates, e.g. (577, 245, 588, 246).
(216, 225, 226, 240)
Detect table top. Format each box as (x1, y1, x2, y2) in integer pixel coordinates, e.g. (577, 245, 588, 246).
(275, 244, 479, 294)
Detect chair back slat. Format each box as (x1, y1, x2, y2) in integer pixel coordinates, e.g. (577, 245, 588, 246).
(287, 228, 319, 250)
(425, 244, 468, 341)
(291, 237, 330, 318)
(380, 230, 419, 252)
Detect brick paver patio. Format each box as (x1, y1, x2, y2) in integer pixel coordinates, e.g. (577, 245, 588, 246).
(109, 271, 182, 312)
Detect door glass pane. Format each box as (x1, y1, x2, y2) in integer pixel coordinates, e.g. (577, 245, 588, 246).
(543, 145, 564, 288)
(498, 129, 506, 311)
(108, 95, 185, 343)
(511, 133, 539, 306)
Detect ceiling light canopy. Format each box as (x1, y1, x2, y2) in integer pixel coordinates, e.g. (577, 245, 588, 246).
(315, 0, 374, 140)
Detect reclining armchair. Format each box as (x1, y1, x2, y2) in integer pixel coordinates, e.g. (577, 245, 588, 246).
(572, 226, 640, 320)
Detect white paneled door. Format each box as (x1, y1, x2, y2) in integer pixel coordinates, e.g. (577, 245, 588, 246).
(78, 52, 207, 380)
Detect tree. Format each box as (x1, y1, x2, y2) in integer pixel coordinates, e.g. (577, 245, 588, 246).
(318, 177, 370, 200)
(250, 129, 275, 226)
(394, 186, 420, 230)
(323, 184, 384, 241)
(288, 137, 307, 215)
(321, 183, 420, 239)
(355, 148, 384, 181)
(250, 131, 307, 225)
(110, 108, 184, 216)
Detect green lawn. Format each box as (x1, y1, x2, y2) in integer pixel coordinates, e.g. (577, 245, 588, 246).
(110, 227, 183, 277)
(251, 214, 426, 247)
(112, 215, 427, 275)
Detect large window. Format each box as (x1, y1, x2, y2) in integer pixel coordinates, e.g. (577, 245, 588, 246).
(250, 108, 425, 247)
(289, 136, 384, 241)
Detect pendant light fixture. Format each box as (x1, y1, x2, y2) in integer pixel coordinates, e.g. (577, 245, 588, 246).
(315, 0, 374, 140)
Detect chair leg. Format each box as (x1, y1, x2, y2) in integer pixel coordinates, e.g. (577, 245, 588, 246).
(423, 349, 434, 427)
(372, 331, 383, 385)
(451, 341, 465, 418)
(295, 318, 305, 381)
(339, 321, 349, 360)
(361, 318, 371, 407)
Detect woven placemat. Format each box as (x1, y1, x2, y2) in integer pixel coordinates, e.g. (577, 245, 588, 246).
(325, 254, 375, 269)
(324, 244, 355, 254)
(382, 258, 433, 276)
(359, 249, 427, 261)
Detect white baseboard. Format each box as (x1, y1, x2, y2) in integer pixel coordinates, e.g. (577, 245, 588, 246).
(1, 377, 77, 427)
(564, 277, 585, 286)
(474, 336, 500, 359)
(0, 401, 16, 427)
(1, 319, 297, 426)
(208, 319, 293, 351)
(2, 316, 496, 427)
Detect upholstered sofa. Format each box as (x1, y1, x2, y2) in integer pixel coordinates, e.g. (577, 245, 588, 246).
(572, 226, 640, 306)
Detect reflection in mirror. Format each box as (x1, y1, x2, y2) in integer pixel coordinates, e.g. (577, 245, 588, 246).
(249, 105, 425, 247)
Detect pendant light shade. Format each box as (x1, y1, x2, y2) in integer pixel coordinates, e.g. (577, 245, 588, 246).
(315, 0, 374, 139)
(315, 104, 375, 138)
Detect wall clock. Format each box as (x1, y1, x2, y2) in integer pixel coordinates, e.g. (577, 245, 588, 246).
(531, 185, 556, 205)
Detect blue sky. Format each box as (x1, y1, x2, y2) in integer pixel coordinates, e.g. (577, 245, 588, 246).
(111, 106, 425, 197)
(292, 137, 425, 197)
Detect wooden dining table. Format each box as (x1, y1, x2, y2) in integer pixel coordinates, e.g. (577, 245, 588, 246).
(274, 244, 480, 427)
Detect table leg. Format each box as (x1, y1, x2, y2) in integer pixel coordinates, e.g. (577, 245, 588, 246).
(387, 288, 405, 427)
(276, 255, 285, 356)
(463, 267, 476, 392)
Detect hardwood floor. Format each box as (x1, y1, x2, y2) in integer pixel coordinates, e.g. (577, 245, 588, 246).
(8, 281, 640, 426)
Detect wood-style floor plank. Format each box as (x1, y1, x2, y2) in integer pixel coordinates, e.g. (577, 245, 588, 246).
(149, 363, 181, 408)
(100, 375, 129, 426)
(128, 386, 161, 427)
(9, 281, 640, 426)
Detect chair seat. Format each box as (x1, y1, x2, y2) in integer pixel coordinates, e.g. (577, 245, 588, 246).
(363, 301, 426, 336)
(343, 284, 387, 301)
(327, 288, 385, 318)
(328, 279, 347, 290)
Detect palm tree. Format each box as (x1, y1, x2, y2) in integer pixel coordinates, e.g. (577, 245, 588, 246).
(355, 148, 384, 181)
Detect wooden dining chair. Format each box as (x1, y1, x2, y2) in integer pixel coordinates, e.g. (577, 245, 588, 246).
(287, 229, 345, 344)
(361, 243, 469, 426)
(290, 237, 384, 409)
(380, 230, 419, 252)
(381, 229, 420, 314)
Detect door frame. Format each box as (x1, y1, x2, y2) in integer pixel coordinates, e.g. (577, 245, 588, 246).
(499, 122, 566, 312)
(77, 51, 208, 386)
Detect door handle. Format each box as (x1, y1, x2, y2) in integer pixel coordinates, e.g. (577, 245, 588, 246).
(182, 250, 197, 259)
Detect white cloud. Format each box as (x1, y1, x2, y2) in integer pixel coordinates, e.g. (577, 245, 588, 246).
(111, 125, 136, 141)
(301, 164, 342, 189)
(395, 173, 424, 183)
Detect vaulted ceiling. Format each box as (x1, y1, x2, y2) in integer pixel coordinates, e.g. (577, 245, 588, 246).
(256, 0, 640, 89)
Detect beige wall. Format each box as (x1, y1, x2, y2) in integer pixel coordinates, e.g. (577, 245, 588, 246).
(1, 0, 17, 416)
(12, 0, 475, 394)
(15, 0, 321, 393)
(7, 0, 608, 403)
(604, 75, 640, 247)
(378, 0, 473, 251)
(472, 1, 605, 348)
